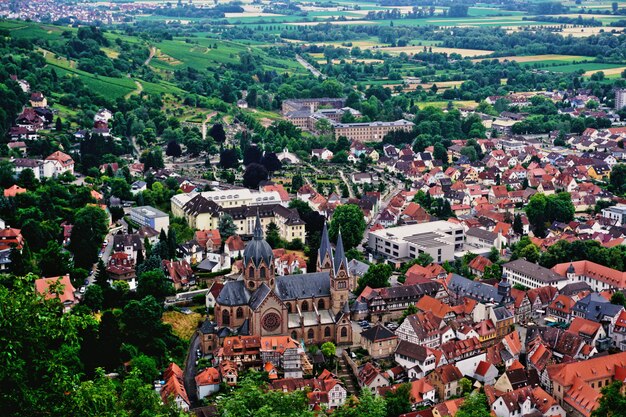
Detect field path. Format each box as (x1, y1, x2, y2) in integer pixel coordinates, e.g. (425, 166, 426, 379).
(202, 111, 218, 141)
(125, 80, 143, 99)
(144, 46, 156, 66)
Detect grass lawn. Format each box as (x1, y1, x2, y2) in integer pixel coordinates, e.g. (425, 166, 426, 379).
(162, 311, 203, 341)
(547, 62, 626, 73)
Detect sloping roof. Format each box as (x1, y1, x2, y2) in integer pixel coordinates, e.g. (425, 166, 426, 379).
(361, 324, 397, 342)
(34, 275, 75, 305)
(275, 272, 331, 301)
(215, 280, 251, 306)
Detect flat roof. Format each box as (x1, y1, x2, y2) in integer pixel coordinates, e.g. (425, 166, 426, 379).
(131, 205, 168, 219)
(370, 221, 462, 240)
(404, 231, 450, 248)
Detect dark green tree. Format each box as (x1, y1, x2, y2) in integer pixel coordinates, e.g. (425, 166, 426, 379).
(328, 204, 366, 251)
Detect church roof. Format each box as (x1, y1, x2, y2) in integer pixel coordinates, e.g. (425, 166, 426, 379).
(249, 283, 272, 311)
(318, 222, 332, 263)
(243, 214, 274, 268)
(275, 272, 331, 301)
(215, 280, 251, 306)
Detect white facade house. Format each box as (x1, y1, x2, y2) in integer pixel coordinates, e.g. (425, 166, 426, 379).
(601, 204, 626, 226)
(502, 259, 569, 289)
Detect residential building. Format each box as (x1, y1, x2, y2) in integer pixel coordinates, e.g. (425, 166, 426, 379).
(502, 259, 569, 289)
(195, 367, 221, 399)
(428, 364, 464, 400)
(159, 363, 190, 411)
(361, 324, 398, 359)
(601, 204, 626, 226)
(552, 260, 626, 292)
(394, 340, 439, 377)
(129, 205, 169, 233)
(333, 119, 415, 142)
(34, 275, 76, 313)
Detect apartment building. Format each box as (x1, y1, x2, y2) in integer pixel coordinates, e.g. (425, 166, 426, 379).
(171, 189, 286, 218)
(333, 119, 415, 142)
(552, 260, 626, 292)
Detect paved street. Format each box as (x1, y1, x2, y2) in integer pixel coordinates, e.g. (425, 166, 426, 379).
(183, 332, 200, 406)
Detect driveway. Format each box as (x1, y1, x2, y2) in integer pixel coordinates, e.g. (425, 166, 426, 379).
(183, 332, 200, 405)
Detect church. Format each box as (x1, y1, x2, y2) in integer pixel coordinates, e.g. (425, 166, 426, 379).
(214, 217, 353, 346)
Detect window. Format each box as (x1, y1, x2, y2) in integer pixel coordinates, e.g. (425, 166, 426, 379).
(307, 329, 314, 340)
(222, 309, 230, 326)
(260, 267, 266, 278)
(318, 299, 325, 310)
(248, 266, 255, 278)
(341, 327, 348, 338)
(324, 327, 331, 337)
(236, 307, 244, 319)
(286, 302, 292, 313)
(301, 301, 309, 312)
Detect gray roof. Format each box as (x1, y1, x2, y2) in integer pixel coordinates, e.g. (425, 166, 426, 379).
(333, 230, 348, 276)
(503, 259, 566, 284)
(275, 272, 331, 301)
(197, 258, 217, 271)
(348, 259, 369, 277)
(243, 215, 274, 268)
(215, 280, 251, 306)
(448, 274, 502, 303)
(361, 324, 397, 342)
(249, 283, 272, 311)
(572, 293, 624, 321)
(466, 227, 498, 242)
(492, 305, 513, 321)
(318, 222, 332, 264)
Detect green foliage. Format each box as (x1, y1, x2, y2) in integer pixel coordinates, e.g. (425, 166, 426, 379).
(383, 383, 412, 417)
(456, 392, 491, 417)
(218, 214, 238, 241)
(329, 204, 366, 251)
(525, 192, 574, 237)
(69, 205, 109, 269)
(334, 389, 386, 417)
(357, 263, 392, 294)
(218, 372, 315, 417)
(591, 381, 626, 417)
(321, 341, 336, 359)
(611, 164, 626, 195)
(137, 269, 174, 302)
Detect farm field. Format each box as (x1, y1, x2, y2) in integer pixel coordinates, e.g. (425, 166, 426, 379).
(546, 62, 626, 73)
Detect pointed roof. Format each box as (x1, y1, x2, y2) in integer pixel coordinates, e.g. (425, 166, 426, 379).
(333, 229, 347, 276)
(318, 222, 333, 263)
(253, 212, 263, 240)
(243, 212, 274, 268)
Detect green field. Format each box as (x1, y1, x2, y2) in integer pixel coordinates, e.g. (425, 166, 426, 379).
(546, 62, 626, 73)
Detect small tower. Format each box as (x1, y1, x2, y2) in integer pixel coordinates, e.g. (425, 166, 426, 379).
(497, 274, 512, 305)
(567, 262, 576, 282)
(330, 230, 350, 313)
(317, 222, 333, 272)
(243, 214, 275, 291)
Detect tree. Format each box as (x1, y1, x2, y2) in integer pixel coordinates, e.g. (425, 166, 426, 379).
(167, 229, 177, 259)
(94, 259, 110, 288)
(261, 152, 282, 174)
(130, 354, 159, 384)
(417, 252, 434, 266)
(383, 383, 412, 417)
(17, 168, 37, 189)
(219, 147, 239, 169)
(209, 123, 226, 143)
(38, 241, 71, 277)
(611, 291, 626, 307)
(593, 381, 626, 417)
(266, 222, 282, 248)
(456, 392, 491, 417)
(513, 213, 524, 235)
(525, 193, 548, 237)
(243, 163, 268, 189)
(357, 263, 392, 294)
(243, 145, 262, 166)
(321, 341, 336, 361)
(610, 164, 626, 195)
(218, 214, 238, 241)
(69, 206, 109, 269)
(82, 285, 104, 311)
(459, 377, 473, 395)
(519, 243, 540, 263)
(291, 172, 304, 193)
(136, 269, 173, 302)
(334, 389, 386, 417)
(433, 142, 447, 162)
(488, 247, 500, 263)
(328, 204, 366, 251)
(165, 140, 182, 158)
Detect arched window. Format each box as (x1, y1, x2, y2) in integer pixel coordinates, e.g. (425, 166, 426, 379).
(301, 301, 309, 312)
(286, 303, 292, 313)
(248, 266, 255, 278)
(260, 267, 266, 278)
(291, 331, 298, 340)
(340, 327, 348, 338)
(222, 309, 230, 326)
(307, 329, 314, 340)
(236, 307, 244, 319)
(324, 327, 331, 337)
(318, 299, 325, 310)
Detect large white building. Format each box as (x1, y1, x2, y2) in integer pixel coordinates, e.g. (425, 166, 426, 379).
(616, 89, 626, 110)
(130, 206, 169, 233)
(368, 221, 464, 263)
(171, 189, 286, 217)
(602, 204, 626, 226)
(502, 259, 568, 289)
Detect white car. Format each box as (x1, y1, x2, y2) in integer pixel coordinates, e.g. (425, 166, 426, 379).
(79, 286, 86, 294)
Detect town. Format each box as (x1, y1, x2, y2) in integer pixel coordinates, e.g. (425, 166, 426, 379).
(5, 1, 626, 417)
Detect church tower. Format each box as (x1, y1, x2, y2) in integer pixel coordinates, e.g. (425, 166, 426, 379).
(317, 222, 333, 272)
(243, 214, 275, 291)
(330, 230, 350, 313)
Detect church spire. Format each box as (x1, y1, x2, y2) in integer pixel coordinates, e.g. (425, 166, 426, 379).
(333, 229, 348, 276)
(253, 212, 263, 241)
(318, 222, 332, 265)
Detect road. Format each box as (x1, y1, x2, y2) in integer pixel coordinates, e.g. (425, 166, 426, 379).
(183, 332, 200, 405)
(296, 54, 326, 79)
